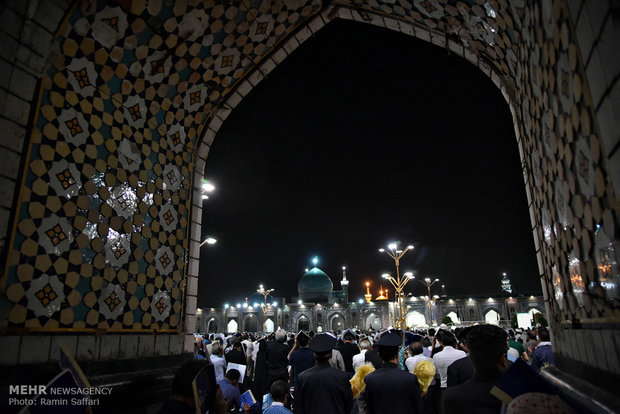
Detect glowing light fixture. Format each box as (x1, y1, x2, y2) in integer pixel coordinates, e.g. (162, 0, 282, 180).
(200, 237, 217, 246)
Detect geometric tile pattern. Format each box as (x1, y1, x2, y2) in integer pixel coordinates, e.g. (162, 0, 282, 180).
(3, 0, 618, 336)
(3, 0, 322, 332)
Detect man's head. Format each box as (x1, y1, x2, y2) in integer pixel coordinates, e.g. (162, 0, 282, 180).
(456, 326, 474, 353)
(343, 330, 355, 342)
(409, 341, 424, 356)
(309, 333, 337, 362)
(296, 331, 310, 347)
(428, 328, 436, 337)
(466, 324, 509, 376)
(275, 328, 287, 342)
(211, 341, 223, 357)
(537, 327, 550, 342)
(375, 333, 401, 363)
(232, 342, 242, 351)
(270, 380, 289, 404)
(225, 369, 241, 385)
(439, 330, 457, 347)
(359, 338, 372, 350)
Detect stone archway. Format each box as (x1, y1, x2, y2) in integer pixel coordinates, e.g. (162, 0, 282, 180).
(365, 313, 381, 331)
(207, 318, 218, 333)
(406, 310, 426, 328)
(263, 318, 274, 333)
(484, 309, 501, 325)
(0, 0, 618, 392)
(329, 312, 346, 331)
(297, 315, 310, 332)
(227, 319, 238, 333)
(445, 311, 460, 325)
(242, 313, 258, 332)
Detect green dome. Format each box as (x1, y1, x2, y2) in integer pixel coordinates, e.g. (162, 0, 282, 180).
(298, 267, 333, 303)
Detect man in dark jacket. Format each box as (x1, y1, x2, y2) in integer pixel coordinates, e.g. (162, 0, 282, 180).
(336, 329, 360, 375)
(531, 327, 554, 372)
(447, 326, 474, 388)
(363, 332, 423, 414)
(442, 325, 508, 413)
(266, 329, 290, 391)
(296, 333, 353, 414)
(226, 341, 247, 365)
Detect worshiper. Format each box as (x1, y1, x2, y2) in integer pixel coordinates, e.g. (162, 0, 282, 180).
(210, 341, 227, 382)
(441, 324, 509, 413)
(242, 334, 255, 378)
(362, 332, 423, 414)
(446, 326, 474, 388)
(363, 341, 383, 370)
(350, 362, 375, 414)
(263, 380, 293, 414)
(160, 359, 228, 414)
(406, 341, 431, 373)
(217, 369, 243, 412)
(421, 336, 433, 358)
(251, 336, 268, 400)
(352, 336, 373, 371)
(337, 329, 361, 375)
(508, 329, 529, 362)
(266, 329, 291, 390)
(331, 347, 346, 371)
(432, 330, 467, 389)
(295, 333, 353, 414)
(287, 331, 315, 394)
(226, 341, 247, 365)
(431, 329, 446, 358)
(524, 329, 539, 362)
(531, 327, 554, 372)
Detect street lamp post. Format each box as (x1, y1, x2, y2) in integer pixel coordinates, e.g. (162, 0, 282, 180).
(256, 284, 275, 331)
(257, 284, 275, 311)
(418, 277, 440, 325)
(379, 242, 415, 331)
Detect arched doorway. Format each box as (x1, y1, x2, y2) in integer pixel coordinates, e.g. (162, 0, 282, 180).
(207, 318, 218, 333)
(528, 308, 544, 326)
(263, 318, 274, 333)
(446, 311, 460, 325)
(484, 309, 500, 325)
(330, 313, 345, 331)
(365, 313, 381, 331)
(406, 311, 426, 328)
(227, 319, 238, 333)
(243, 314, 258, 332)
(297, 315, 310, 332)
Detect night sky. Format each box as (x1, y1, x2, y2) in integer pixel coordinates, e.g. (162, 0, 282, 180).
(197, 19, 540, 308)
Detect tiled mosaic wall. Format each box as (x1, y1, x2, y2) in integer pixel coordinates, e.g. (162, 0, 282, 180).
(2, 0, 322, 334)
(0, 0, 618, 375)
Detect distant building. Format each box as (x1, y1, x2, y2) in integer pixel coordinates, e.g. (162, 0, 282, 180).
(197, 265, 544, 333)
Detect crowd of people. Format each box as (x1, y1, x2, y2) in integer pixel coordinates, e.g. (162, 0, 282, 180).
(162, 324, 566, 413)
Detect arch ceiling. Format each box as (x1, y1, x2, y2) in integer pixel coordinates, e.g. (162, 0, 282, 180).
(1, 0, 618, 355)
